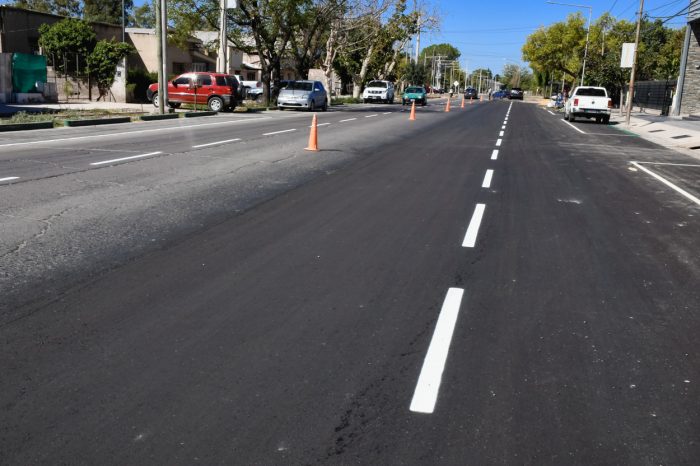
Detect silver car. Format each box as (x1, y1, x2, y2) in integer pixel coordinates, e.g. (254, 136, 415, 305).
(277, 80, 328, 111)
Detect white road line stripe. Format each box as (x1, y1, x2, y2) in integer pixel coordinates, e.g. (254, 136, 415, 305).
(548, 110, 555, 115)
(562, 119, 586, 134)
(313, 123, 331, 127)
(462, 203, 486, 248)
(502, 125, 506, 129)
(0, 176, 19, 182)
(192, 138, 241, 148)
(383, 112, 391, 115)
(499, 131, 504, 137)
(0, 117, 271, 148)
(409, 287, 465, 414)
(90, 151, 162, 166)
(482, 169, 494, 188)
(496, 138, 502, 146)
(365, 114, 379, 118)
(263, 128, 297, 136)
(339, 118, 357, 122)
(491, 149, 499, 160)
(631, 161, 700, 206)
(634, 162, 700, 167)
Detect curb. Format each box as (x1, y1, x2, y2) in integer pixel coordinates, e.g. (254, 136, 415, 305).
(140, 114, 180, 121)
(0, 121, 54, 132)
(183, 111, 218, 118)
(64, 117, 132, 127)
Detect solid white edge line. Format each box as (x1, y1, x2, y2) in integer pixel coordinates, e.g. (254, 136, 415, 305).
(0, 176, 19, 182)
(499, 131, 504, 137)
(634, 161, 700, 167)
(462, 203, 486, 248)
(0, 117, 272, 148)
(263, 128, 297, 136)
(496, 138, 502, 146)
(482, 169, 494, 188)
(409, 287, 465, 414)
(491, 149, 499, 160)
(562, 119, 586, 134)
(548, 110, 555, 115)
(192, 138, 241, 148)
(90, 151, 162, 166)
(630, 161, 700, 206)
(339, 118, 357, 122)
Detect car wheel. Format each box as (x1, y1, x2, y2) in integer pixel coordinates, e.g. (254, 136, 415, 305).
(309, 100, 316, 112)
(603, 115, 610, 124)
(322, 99, 328, 112)
(569, 113, 576, 122)
(208, 96, 223, 112)
(421, 99, 426, 106)
(152, 93, 159, 107)
(564, 111, 569, 121)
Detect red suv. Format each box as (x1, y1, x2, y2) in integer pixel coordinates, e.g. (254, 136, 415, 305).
(147, 72, 240, 112)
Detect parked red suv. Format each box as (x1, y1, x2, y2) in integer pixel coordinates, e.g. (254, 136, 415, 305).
(147, 72, 240, 111)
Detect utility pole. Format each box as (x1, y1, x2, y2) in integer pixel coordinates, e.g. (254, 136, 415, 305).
(155, 0, 164, 114)
(626, 0, 644, 126)
(219, 0, 228, 73)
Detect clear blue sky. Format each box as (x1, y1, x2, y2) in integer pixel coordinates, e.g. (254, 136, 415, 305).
(421, 0, 690, 75)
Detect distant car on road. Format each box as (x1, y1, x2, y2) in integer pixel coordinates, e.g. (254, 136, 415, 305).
(402, 86, 427, 106)
(362, 80, 395, 104)
(492, 90, 508, 99)
(277, 80, 328, 111)
(464, 87, 478, 100)
(147, 72, 240, 112)
(508, 87, 524, 100)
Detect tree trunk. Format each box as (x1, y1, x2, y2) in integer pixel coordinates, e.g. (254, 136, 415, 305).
(322, 25, 339, 95)
(352, 43, 374, 98)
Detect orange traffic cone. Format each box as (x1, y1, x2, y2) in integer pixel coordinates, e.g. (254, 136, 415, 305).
(305, 113, 319, 151)
(445, 98, 451, 112)
(461, 94, 465, 108)
(409, 101, 416, 121)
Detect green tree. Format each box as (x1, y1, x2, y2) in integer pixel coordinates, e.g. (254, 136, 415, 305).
(522, 13, 586, 81)
(130, 1, 156, 28)
(12, 0, 81, 16)
(419, 43, 460, 62)
(38, 18, 96, 75)
(87, 39, 134, 99)
(401, 61, 428, 86)
(83, 0, 133, 25)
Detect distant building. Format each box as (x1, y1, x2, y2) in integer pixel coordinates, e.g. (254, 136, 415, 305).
(127, 28, 216, 76)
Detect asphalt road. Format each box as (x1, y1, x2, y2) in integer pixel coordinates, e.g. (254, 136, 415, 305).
(1, 99, 699, 465)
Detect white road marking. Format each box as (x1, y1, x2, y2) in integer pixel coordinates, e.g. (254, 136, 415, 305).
(630, 161, 700, 206)
(0, 176, 19, 182)
(90, 151, 162, 166)
(462, 203, 486, 248)
(499, 131, 504, 137)
(502, 125, 506, 130)
(482, 169, 494, 188)
(383, 112, 392, 115)
(632, 161, 700, 167)
(365, 114, 379, 118)
(496, 138, 502, 146)
(312, 123, 331, 127)
(409, 287, 465, 414)
(0, 117, 271, 148)
(263, 128, 297, 136)
(562, 119, 586, 134)
(548, 110, 556, 115)
(339, 118, 357, 122)
(192, 138, 241, 148)
(491, 149, 499, 160)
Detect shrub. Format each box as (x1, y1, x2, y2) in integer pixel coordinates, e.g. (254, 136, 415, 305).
(127, 69, 159, 102)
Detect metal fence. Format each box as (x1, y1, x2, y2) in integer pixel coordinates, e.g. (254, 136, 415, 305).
(630, 80, 675, 115)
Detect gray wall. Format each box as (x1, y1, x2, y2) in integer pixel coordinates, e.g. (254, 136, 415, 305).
(681, 20, 700, 115)
(0, 53, 11, 103)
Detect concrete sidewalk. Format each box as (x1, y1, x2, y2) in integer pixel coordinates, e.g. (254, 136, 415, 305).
(0, 101, 158, 116)
(609, 109, 700, 158)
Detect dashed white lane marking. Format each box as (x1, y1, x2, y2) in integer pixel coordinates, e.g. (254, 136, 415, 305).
(365, 114, 379, 118)
(383, 112, 391, 115)
(312, 123, 331, 127)
(502, 125, 506, 130)
(462, 203, 486, 248)
(633, 161, 700, 167)
(90, 151, 162, 166)
(496, 138, 502, 146)
(482, 170, 494, 188)
(630, 161, 700, 206)
(548, 110, 556, 115)
(263, 128, 297, 136)
(491, 149, 499, 160)
(339, 118, 357, 122)
(562, 119, 586, 134)
(192, 138, 241, 148)
(499, 131, 504, 137)
(409, 287, 465, 414)
(0, 117, 271, 148)
(0, 176, 19, 182)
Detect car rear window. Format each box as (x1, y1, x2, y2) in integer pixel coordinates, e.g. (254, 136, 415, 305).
(576, 88, 606, 96)
(287, 82, 313, 91)
(367, 81, 387, 88)
(406, 87, 422, 93)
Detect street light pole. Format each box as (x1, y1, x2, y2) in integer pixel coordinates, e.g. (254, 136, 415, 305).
(546, 1, 592, 86)
(626, 0, 645, 126)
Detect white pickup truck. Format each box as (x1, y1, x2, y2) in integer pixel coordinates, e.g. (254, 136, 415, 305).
(564, 86, 612, 124)
(234, 74, 263, 100)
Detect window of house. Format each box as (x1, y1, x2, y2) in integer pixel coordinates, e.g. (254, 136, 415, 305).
(247, 72, 256, 81)
(192, 62, 207, 72)
(173, 62, 187, 74)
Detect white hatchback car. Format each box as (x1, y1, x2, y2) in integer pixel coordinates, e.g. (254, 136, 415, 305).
(362, 80, 395, 104)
